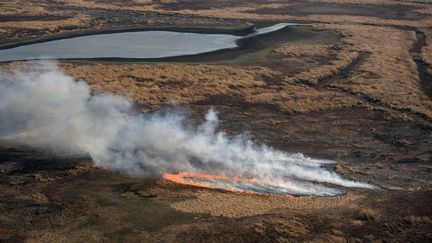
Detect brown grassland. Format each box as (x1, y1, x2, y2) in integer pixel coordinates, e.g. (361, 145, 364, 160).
(0, 0, 432, 242)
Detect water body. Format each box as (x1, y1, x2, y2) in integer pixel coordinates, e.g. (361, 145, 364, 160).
(0, 23, 294, 62)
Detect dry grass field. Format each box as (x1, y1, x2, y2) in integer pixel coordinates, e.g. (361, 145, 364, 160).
(0, 0, 431, 242)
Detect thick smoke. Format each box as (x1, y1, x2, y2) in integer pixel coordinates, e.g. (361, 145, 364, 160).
(0, 63, 375, 196)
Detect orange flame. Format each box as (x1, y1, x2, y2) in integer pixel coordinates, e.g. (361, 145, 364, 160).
(163, 172, 293, 198)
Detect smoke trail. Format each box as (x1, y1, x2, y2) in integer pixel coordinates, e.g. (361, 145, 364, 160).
(0, 63, 375, 196)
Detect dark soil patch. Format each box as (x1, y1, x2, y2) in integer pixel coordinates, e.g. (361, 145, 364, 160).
(0, 103, 431, 241)
(411, 30, 432, 98)
(0, 15, 73, 22)
(251, 2, 427, 20)
(153, 0, 254, 11)
(316, 52, 371, 89)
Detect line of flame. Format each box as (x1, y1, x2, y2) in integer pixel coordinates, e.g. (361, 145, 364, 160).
(163, 172, 293, 198)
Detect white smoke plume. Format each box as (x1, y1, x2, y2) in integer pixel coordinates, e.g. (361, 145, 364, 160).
(0, 63, 375, 196)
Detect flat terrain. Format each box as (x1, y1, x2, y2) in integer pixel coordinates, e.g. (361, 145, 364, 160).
(0, 0, 432, 242)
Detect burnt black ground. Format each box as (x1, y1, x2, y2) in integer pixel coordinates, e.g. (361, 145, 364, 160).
(0, 0, 432, 242)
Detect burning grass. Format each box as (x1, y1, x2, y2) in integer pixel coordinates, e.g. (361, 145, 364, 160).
(1, 1, 432, 242)
(164, 172, 294, 197)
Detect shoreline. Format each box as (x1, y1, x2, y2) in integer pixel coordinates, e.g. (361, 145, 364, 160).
(0, 23, 258, 51)
(0, 23, 307, 64)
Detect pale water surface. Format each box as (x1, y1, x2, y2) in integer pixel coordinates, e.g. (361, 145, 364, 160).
(0, 23, 294, 62)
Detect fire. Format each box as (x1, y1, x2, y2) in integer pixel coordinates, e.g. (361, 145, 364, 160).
(163, 172, 293, 198)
